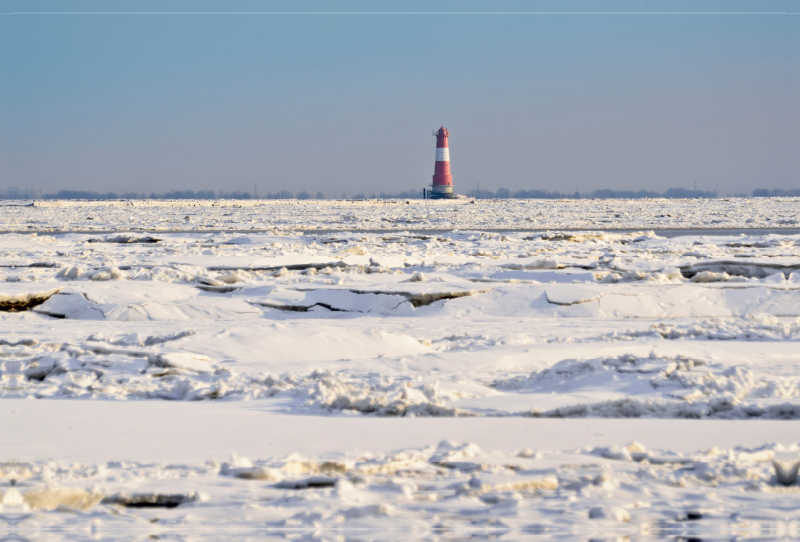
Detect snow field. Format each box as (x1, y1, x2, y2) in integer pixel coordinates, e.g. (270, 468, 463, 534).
(2, 228, 799, 418)
(3, 440, 799, 541)
(1, 197, 799, 231)
(1, 202, 799, 539)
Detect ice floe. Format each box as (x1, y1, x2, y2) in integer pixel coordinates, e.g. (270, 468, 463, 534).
(2, 441, 799, 539)
(2, 201, 800, 538)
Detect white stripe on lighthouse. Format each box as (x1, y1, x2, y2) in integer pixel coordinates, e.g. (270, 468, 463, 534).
(435, 148, 450, 161)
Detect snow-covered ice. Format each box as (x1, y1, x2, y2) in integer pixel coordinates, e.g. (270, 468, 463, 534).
(1, 197, 799, 232)
(2, 199, 799, 540)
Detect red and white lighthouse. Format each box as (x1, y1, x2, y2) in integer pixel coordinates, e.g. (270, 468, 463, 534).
(431, 126, 454, 198)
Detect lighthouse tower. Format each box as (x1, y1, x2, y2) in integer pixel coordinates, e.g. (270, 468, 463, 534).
(431, 126, 454, 198)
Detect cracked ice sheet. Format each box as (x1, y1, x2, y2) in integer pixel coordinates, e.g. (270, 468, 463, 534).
(4, 399, 800, 540)
(1, 229, 800, 416)
(2, 317, 799, 418)
(1, 205, 800, 538)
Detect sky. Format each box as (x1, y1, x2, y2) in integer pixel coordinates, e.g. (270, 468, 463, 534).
(1, 0, 798, 197)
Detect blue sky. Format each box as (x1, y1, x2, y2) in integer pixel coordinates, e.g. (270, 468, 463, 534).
(1, 0, 798, 196)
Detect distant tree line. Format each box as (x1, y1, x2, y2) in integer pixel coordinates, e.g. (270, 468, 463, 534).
(2, 186, 797, 201)
(752, 188, 800, 197)
(32, 189, 325, 200)
(467, 188, 582, 199)
(463, 187, 722, 199)
(39, 190, 222, 200)
(464, 187, 799, 199)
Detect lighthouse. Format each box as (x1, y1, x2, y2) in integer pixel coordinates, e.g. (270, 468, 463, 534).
(430, 126, 454, 199)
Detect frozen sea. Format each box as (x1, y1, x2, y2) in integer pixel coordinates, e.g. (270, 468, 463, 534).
(1, 198, 800, 541)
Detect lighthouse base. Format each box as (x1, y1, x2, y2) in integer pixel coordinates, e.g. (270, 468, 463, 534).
(429, 185, 455, 199)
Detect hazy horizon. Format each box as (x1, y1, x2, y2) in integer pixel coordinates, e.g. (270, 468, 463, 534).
(6, 185, 800, 201)
(2, 0, 798, 197)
